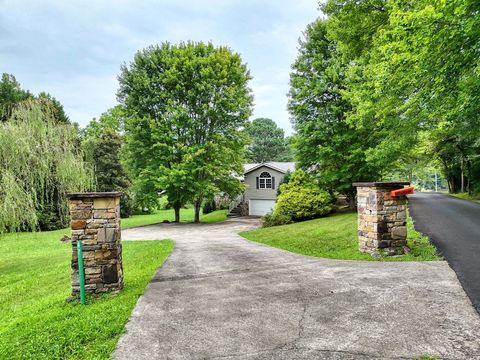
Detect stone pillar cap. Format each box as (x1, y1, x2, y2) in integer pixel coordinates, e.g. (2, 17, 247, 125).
(352, 182, 410, 188)
(66, 192, 122, 199)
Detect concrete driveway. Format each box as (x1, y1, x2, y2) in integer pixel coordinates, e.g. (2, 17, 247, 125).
(114, 218, 480, 360)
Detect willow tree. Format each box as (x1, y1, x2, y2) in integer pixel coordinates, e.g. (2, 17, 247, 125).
(0, 100, 92, 233)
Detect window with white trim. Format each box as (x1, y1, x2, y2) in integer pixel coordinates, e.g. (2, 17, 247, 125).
(259, 171, 272, 189)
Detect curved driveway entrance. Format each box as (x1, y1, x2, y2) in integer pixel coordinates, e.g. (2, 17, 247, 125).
(114, 218, 480, 359)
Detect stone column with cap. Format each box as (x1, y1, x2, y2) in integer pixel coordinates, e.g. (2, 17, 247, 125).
(67, 192, 123, 295)
(353, 182, 410, 256)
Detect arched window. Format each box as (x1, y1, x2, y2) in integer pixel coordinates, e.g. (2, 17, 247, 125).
(259, 171, 273, 189)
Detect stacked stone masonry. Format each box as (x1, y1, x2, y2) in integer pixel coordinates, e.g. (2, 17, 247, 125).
(354, 183, 409, 256)
(67, 192, 123, 295)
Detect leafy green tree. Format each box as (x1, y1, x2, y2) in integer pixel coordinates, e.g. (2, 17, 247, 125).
(0, 73, 32, 122)
(1, 74, 70, 125)
(118, 42, 253, 222)
(92, 129, 133, 217)
(0, 100, 91, 233)
(245, 118, 293, 162)
(83, 105, 125, 139)
(336, 0, 480, 192)
(82, 105, 127, 166)
(289, 19, 378, 207)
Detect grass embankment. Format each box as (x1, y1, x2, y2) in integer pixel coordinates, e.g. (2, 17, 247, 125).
(449, 192, 480, 203)
(0, 229, 173, 359)
(241, 211, 440, 261)
(122, 209, 228, 229)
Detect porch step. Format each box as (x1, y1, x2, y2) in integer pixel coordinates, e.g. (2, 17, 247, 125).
(227, 203, 244, 217)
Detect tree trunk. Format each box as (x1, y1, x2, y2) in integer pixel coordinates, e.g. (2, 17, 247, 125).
(346, 188, 357, 210)
(174, 206, 180, 223)
(194, 199, 202, 223)
(460, 156, 465, 193)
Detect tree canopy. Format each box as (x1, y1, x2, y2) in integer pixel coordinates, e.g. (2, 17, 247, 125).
(118, 41, 253, 222)
(245, 118, 293, 163)
(0, 73, 69, 124)
(290, 0, 480, 196)
(0, 73, 32, 122)
(289, 18, 378, 206)
(0, 100, 91, 233)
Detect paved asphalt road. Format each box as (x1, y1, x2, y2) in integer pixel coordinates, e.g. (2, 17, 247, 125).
(409, 192, 480, 312)
(114, 217, 480, 359)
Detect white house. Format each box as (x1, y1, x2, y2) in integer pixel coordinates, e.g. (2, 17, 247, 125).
(229, 162, 296, 216)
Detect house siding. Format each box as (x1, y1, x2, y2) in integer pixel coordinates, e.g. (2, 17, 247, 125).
(244, 166, 286, 201)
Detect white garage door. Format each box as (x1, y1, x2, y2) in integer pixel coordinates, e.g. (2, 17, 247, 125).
(249, 199, 276, 216)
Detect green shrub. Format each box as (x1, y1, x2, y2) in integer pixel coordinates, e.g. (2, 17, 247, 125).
(262, 211, 293, 227)
(157, 195, 170, 210)
(202, 198, 216, 214)
(275, 170, 333, 221)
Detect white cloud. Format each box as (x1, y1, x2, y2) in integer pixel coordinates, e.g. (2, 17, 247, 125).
(0, 0, 319, 133)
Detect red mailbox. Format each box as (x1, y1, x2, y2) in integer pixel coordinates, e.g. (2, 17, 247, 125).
(390, 186, 414, 198)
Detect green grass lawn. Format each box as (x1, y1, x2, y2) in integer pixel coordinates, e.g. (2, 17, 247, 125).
(122, 209, 228, 229)
(0, 228, 173, 359)
(240, 211, 440, 261)
(449, 192, 480, 203)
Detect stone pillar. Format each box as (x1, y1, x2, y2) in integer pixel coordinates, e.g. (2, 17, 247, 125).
(353, 182, 410, 256)
(67, 192, 123, 295)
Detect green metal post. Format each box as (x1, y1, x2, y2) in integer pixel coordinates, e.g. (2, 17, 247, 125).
(77, 240, 86, 305)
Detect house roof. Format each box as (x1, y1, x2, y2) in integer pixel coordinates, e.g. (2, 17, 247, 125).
(244, 162, 296, 175)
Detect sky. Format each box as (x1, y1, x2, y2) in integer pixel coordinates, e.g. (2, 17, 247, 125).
(0, 0, 321, 134)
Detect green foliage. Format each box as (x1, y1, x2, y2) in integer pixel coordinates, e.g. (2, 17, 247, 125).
(118, 41, 253, 222)
(288, 19, 378, 206)
(0, 73, 32, 122)
(450, 193, 480, 202)
(36, 92, 70, 124)
(92, 129, 133, 217)
(0, 100, 91, 233)
(261, 211, 293, 228)
(324, 0, 479, 192)
(0, 74, 69, 124)
(245, 118, 293, 162)
(292, 0, 480, 195)
(276, 169, 292, 196)
(0, 226, 173, 359)
(81, 105, 126, 166)
(274, 170, 333, 222)
(241, 211, 440, 261)
(202, 198, 216, 214)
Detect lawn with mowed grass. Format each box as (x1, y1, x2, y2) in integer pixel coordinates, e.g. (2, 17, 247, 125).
(122, 209, 228, 229)
(241, 211, 440, 261)
(0, 208, 227, 359)
(0, 228, 173, 359)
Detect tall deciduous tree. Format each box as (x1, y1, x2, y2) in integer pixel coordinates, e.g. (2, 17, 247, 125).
(332, 0, 480, 193)
(289, 19, 378, 207)
(245, 118, 293, 163)
(118, 42, 253, 222)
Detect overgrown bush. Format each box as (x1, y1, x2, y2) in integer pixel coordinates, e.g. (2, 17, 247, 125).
(261, 211, 293, 227)
(202, 198, 216, 214)
(274, 170, 333, 221)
